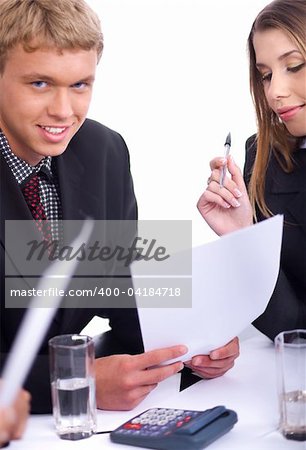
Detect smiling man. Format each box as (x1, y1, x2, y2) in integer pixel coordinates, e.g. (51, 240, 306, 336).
(0, 0, 239, 415)
(0, 45, 97, 165)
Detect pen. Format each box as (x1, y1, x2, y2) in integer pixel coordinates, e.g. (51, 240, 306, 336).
(219, 132, 231, 187)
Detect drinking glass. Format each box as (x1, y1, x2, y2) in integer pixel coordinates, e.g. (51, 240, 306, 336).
(49, 334, 97, 440)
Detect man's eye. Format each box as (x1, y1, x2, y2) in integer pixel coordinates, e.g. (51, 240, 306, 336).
(73, 82, 87, 89)
(31, 81, 48, 88)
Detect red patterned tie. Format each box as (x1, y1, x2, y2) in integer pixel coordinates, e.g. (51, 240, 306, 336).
(22, 174, 52, 242)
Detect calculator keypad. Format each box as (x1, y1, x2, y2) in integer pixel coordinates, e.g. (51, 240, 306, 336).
(117, 408, 202, 437)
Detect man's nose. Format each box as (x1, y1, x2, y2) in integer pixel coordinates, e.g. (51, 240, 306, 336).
(47, 89, 73, 119)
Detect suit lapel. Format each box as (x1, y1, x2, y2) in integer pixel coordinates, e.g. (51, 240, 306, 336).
(0, 153, 33, 225)
(0, 147, 101, 335)
(0, 153, 45, 276)
(55, 145, 102, 220)
(54, 146, 102, 334)
(268, 150, 306, 234)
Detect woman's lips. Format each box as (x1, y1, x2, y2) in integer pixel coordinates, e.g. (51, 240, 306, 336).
(277, 105, 304, 121)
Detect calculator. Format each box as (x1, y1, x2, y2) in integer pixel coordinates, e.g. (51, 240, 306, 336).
(110, 405, 238, 450)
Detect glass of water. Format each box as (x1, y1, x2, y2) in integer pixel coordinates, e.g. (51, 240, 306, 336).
(49, 334, 97, 440)
(275, 329, 306, 441)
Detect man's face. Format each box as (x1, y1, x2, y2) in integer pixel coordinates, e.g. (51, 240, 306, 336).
(0, 44, 97, 165)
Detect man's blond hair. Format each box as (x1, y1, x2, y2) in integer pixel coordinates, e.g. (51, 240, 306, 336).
(0, 0, 103, 74)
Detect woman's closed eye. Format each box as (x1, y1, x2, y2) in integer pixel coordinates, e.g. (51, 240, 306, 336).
(287, 62, 305, 73)
(260, 62, 305, 83)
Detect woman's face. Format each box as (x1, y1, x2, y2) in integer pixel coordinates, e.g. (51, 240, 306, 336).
(253, 28, 306, 137)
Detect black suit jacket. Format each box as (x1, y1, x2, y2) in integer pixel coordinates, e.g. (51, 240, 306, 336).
(0, 119, 143, 413)
(244, 135, 306, 339)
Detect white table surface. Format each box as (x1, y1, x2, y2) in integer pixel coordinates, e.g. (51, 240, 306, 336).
(9, 328, 306, 450)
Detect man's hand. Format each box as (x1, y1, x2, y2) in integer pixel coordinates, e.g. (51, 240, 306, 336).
(0, 388, 31, 446)
(94, 345, 187, 410)
(184, 337, 239, 378)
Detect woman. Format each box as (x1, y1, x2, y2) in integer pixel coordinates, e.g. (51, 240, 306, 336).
(197, 0, 306, 340)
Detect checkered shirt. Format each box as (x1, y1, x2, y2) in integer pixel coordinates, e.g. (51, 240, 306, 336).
(0, 130, 62, 239)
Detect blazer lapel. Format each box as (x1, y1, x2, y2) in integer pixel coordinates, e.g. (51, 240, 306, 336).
(0, 150, 100, 334)
(54, 146, 102, 221)
(269, 150, 306, 234)
(0, 154, 44, 276)
(0, 153, 58, 341)
(0, 153, 33, 224)
(54, 146, 102, 334)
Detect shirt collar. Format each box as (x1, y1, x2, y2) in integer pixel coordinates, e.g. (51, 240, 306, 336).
(299, 137, 306, 149)
(0, 130, 53, 184)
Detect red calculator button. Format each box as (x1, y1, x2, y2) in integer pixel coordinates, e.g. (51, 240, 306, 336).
(124, 423, 142, 430)
(176, 421, 184, 428)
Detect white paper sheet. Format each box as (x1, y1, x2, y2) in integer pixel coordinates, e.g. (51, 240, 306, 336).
(132, 215, 283, 361)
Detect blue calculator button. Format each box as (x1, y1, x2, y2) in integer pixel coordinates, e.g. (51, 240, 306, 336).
(167, 420, 177, 427)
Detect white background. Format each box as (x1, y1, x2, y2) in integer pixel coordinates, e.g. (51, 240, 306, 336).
(86, 0, 270, 245)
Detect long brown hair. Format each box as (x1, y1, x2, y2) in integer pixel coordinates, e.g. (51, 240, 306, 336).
(247, 0, 306, 218)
